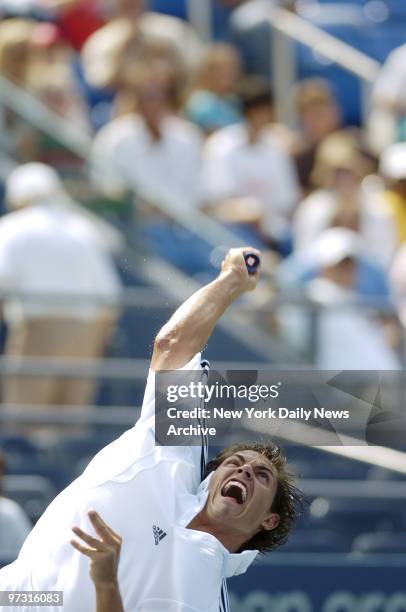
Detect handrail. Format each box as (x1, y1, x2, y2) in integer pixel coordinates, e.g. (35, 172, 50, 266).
(0, 75, 92, 158)
(0, 75, 244, 251)
(269, 7, 381, 83)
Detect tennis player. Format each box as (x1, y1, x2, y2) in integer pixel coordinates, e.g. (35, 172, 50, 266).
(0, 247, 302, 612)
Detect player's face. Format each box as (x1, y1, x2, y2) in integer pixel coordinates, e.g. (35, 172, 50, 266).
(205, 450, 280, 541)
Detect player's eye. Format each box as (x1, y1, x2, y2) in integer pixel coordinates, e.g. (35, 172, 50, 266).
(258, 470, 269, 482)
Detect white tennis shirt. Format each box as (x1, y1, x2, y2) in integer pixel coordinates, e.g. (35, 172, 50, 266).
(0, 353, 257, 611)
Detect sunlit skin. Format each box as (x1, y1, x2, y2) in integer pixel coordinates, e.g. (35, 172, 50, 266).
(245, 104, 274, 143)
(188, 450, 280, 553)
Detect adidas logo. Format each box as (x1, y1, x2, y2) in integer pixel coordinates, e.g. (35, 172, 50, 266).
(153, 525, 167, 545)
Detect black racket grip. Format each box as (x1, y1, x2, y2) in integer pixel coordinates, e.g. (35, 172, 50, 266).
(244, 252, 260, 275)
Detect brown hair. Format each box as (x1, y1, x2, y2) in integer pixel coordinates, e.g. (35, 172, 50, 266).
(205, 441, 305, 554)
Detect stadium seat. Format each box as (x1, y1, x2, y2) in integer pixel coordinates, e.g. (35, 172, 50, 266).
(306, 496, 405, 536)
(3, 475, 57, 523)
(352, 531, 406, 554)
(283, 528, 351, 552)
(0, 557, 14, 569)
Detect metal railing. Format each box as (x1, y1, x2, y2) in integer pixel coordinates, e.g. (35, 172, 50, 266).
(267, 7, 381, 124)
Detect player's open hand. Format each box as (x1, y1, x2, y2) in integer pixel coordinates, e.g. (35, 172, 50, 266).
(220, 247, 261, 293)
(71, 509, 122, 587)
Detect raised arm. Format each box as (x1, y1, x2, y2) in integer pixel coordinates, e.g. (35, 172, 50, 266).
(151, 247, 261, 371)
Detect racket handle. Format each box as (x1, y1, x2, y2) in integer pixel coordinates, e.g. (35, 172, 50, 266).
(244, 252, 260, 275)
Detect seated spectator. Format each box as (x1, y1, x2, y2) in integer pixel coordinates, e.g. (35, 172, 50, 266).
(203, 76, 300, 254)
(91, 62, 204, 211)
(80, 14, 190, 128)
(0, 18, 38, 161)
(27, 22, 90, 132)
(43, 0, 105, 51)
(377, 143, 406, 249)
(277, 242, 391, 306)
(293, 132, 395, 269)
(390, 241, 406, 329)
(184, 43, 243, 135)
(369, 42, 406, 154)
(0, 451, 32, 562)
(293, 79, 342, 194)
(81, 0, 203, 91)
(278, 228, 400, 369)
(0, 163, 122, 407)
(0, 18, 88, 164)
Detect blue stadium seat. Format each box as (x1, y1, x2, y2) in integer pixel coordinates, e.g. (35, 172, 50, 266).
(283, 528, 351, 552)
(0, 557, 14, 569)
(3, 475, 57, 523)
(367, 466, 406, 482)
(306, 497, 405, 536)
(46, 434, 117, 479)
(352, 531, 406, 554)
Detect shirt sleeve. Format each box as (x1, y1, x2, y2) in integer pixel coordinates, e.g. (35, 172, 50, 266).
(79, 353, 204, 487)
(139, 352, 202, 424)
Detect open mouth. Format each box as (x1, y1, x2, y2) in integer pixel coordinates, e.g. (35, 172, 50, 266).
(220, 479, 248, 505)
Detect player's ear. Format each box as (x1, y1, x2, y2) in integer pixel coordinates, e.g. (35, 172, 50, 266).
(261, 512, 279, 531)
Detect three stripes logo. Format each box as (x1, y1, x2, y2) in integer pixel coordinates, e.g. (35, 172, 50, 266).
(153, 525, 167, 545)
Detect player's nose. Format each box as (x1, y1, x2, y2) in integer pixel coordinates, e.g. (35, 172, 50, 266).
(237, 464, 254, 480)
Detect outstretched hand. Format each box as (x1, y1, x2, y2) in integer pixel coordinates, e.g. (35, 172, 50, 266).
(71, 509, 122, 587)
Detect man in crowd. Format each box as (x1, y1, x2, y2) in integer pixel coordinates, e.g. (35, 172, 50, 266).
(203, 77, 299, 254)
(91, 61, 203, 211)
(0, 451, 32, 563)
(0, 162, 122, 407)
(0, 247, 302, 611)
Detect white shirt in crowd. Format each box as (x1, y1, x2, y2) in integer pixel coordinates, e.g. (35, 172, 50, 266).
(372, 43, 406, 110)
(0, 201, 121, 323)
(389, 244, 406, 327)
(203, 123, 300, 240)
(91, 114, 204, 211)
(0, 497, 32, 561)
(292, 189, 398, 269)
(278, 278, 401, 370)
(0, 353, 257, 611)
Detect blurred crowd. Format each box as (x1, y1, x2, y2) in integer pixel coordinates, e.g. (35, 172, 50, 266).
(1, 0, 406, 410)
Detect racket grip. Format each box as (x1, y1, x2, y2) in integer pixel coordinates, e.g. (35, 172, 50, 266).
(244, 252, 260, 275)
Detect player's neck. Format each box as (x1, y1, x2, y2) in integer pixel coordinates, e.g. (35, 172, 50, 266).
(187, 512, 245, 553)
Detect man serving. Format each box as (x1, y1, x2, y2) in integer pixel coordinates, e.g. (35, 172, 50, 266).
(0, 247, 302, 612)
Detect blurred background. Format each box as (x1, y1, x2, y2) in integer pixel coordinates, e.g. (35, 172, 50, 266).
(0, 0, 405, 609)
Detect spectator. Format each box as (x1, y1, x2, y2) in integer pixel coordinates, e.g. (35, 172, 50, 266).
(0, 163, 122, 407)
(0, 19, 38, 162)
(81, 1, 203, 91)
(44, 0, 105, 51)
(278, 228, 400, 369)
(390, 242, 406, 329)
(369, 42, 406, 154)
(27, 22, 90, 135)
(203, 76, 299, 254)
(293, 79, 342, 193)
(293, 132, 395, 269)
(184, 43, 243, 135)
(91, 63, 204, 212)
(0, 19, 88, 164)
(378, 143, 406, 249)
(0, 451, 32, 562)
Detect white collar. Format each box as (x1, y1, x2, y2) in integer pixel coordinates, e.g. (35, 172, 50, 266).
(178, 473, 259, 578)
